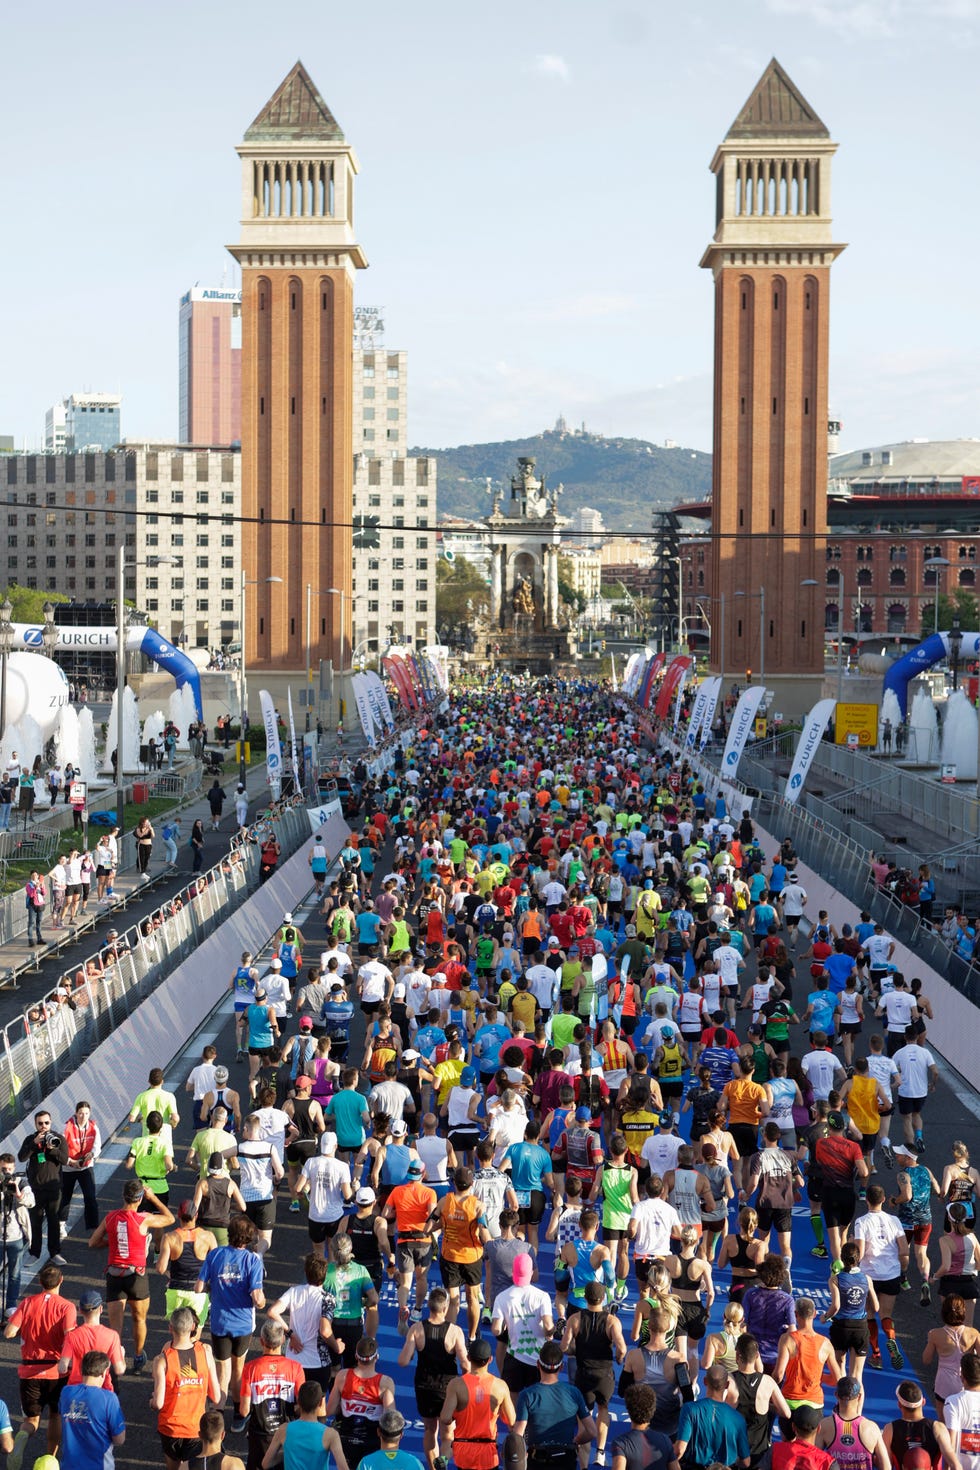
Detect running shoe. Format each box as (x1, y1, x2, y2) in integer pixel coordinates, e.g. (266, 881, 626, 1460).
(289, 1200, 300, 1212)
(49, 1254, 68, 1267)
(231, 1415, 248, 1434)
(881, 1142, 895, 1167)
(914, 1137, 926, 1153)
(887, 1337, 904, 1368)
(920, 1282, 931, 1306)
(831, 1259, 844, 1276)
(900, 1275, 911, 1291)
(410, 1307, 424, 1323)
(810, 1245, 829, 1258)
(614, 1280, 629, 1303)
(132, 1352, 147, 1373)
(869, 1352, 883, 1371)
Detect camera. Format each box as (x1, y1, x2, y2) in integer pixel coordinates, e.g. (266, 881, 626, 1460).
(1, 1176, 22, 1199)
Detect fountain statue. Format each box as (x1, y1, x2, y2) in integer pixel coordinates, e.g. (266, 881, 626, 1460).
(168, 685, 199, 748)
(940, 688, 978, 781)
(878, 690, 903, 752)
(907, 687, 940, 766)
(142, 710, 166, 750)
(105, 687, 142, 774)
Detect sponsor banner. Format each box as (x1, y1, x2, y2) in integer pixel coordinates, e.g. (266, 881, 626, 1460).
(720, 686, 766, 779)
(366, 671, 396, 732)
(653, 656, 692, 721)
(286, 688, 302, 791)
(363, 673, 391, 734)
(383, 655, 416, 710)
(258, 689, 282, 798)
(423, 644, 450, 694)
(351, 673, 376, 743)
(638, 652, 666, 709)
(784, 697, 837, 804)
(684, 678, 714, 750)
(698, 676, 723, 749)
(673, 663, 693, 730)
(622, 652, 643, 697)
(307, 797, 342, 832)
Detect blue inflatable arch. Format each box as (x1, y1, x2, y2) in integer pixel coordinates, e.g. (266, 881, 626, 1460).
(11, 623, 203, 717)
(882, 630, 980, 719)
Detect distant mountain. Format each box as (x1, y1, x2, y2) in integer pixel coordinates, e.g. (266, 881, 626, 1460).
(410, 426, 712, 531)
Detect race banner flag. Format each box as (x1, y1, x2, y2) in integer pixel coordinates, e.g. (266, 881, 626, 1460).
(364, 673, 393, 733)
(684, 678, 715, 750)
(673, 662, 694, 730)
(351, 673, 376, 743)
(720, 685, 766, 780)
(784, 698, 837, 804)
(384, 655, 416, 710)
(258, 689, 282, 799)
(653, 656, 692, 721)
(697, 676, 724, 749)
(622, 652, 643, 696)
(286, 687, 302, 791)
(638, 652, 666, 709)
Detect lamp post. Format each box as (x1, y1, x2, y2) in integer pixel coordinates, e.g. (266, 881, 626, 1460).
(925, 555, 951, 636)
(0, 596, 13, 742)
(239, 571, 283, 784)
(115, 552, 176, 832)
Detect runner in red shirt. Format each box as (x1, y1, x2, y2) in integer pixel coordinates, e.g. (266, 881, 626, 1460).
(3, 1262, 76, 1465)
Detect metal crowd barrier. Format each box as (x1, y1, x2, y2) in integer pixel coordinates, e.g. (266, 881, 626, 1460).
(0, 794, 313, 1134)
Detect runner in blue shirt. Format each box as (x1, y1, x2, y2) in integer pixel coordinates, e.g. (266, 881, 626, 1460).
(473, 1012, 513, 1076)
(58, 1355, 126, 1470)
(230, 951, 257, 1061)
(356, 908, 384, 949)
(503, 1123, 555, 1247)
(196, 1216, 265, 1405)
(806, 977, 838, 1041)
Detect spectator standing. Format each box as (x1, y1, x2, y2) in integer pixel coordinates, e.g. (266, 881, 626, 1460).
(18, 1110, 68, 1264)
(24, 872, 46, 947)
(59, 1101, 101, 1232)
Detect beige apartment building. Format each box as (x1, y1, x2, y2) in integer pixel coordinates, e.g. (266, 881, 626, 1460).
(0, 446, 241, 648)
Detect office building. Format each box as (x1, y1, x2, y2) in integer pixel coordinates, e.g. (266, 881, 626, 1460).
(0, 446, 241, 648)
(228, 61, 366, 673)
(350, 335, 437, 655)
(44, 403, 67, 453)
(178, 286, 242, 445)
(64, 393, 122, 452)
(701, 59, 844, 694)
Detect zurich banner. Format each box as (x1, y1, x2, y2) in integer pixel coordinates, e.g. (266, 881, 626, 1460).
(720, 686, 766, 779)
(784, 698, 837, 805)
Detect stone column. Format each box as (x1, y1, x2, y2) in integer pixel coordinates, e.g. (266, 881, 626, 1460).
(545, 545, 559, 628)
(490, 544, 501, 624)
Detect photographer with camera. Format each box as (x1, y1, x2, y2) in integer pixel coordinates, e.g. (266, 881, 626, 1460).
(17, 1112, 68, 1265)
(0, 1154, 32, 1322)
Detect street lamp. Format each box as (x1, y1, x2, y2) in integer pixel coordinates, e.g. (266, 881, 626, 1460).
(41, 602, 58, 660)
(239, 571, 283, 784)
(925, 555, 951, 636)
(0, 596, 13, 741)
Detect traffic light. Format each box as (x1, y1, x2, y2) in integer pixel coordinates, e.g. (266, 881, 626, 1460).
(353, 514, 381, 549)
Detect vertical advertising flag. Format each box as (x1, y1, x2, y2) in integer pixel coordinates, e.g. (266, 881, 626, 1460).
(653, 656, 692, 721)
(638, 652, 667, 709)
(697, 677, 724, 749)
(784, 698, 837, 804)
(286, 687, 302, 792)
(720, 685, 766, 780)
(351, 674, 376, 743)
(684, 679, 714, 750)
(367, 672, 396, 731)
(673, 663, 694, 730)
(622, 652, 642, 696)
(258, 689, 282, 799)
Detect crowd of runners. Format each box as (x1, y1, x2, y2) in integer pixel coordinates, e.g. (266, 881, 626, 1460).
(2, 675, 980, 1470)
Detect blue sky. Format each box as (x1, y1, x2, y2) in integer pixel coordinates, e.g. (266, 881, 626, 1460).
(3, 0, 979, 454)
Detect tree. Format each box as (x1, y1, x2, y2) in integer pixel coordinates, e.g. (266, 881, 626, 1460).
(557, 555, 586, 615)
(1, 584, 68, 623)
(436, 555, 490, 627)
(920, 588, 979, 636)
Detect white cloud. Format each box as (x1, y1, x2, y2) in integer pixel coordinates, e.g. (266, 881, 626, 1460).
(533, 53, 571, 83)
(763, 0, 980, 39)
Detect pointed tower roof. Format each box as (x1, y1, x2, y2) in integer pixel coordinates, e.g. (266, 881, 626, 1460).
(244, 61, 345, 143)
(726, 58, 829, 139)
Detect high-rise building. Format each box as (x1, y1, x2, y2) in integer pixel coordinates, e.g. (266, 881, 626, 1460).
(228, 61, 366, 673)
(64, 393, 122, 452)
(349, 313, 437, 654)
(701, 59, 844, 696)
(178, 286, 242, 445)
(44, 403, 67, 452)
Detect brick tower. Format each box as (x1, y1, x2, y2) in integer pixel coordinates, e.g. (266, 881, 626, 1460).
(701, 59, 844, 707)
(229, 62, 366, 674)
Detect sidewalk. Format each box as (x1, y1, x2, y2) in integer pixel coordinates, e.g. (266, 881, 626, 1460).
(0, 764, 275, 986)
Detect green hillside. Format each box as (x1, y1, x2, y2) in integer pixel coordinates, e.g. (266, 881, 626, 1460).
(410, 427, 712, 531)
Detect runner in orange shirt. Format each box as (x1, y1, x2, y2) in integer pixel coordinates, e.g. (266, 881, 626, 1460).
(382, 1158, 437, 1331)
(722, 1056, 772, 1193)
(431, 1166, 490, 1339)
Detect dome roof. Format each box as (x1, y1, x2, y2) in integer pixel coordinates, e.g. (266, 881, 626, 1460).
(832, 439, 980, 483)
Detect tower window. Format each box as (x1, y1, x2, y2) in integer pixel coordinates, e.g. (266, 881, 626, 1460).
(804, 397, 809, 415)
(803, 509, 808, 527)
(739, 509, 744, 528)
(772, 398, 778, 414)
(291, 397, 296, 415)
(741, 292, 747, 310)
(291, 292, 296, 309)
(801, 620, 806, 637)
(290, 618, 295, 635)
(773, 292, 779, 309)
(737, 620, 743, 638)
(805, 291, 811, 309)
(259, 397, 265, 415)
(740, 397, 745, 415)
(259, 618, 264, 634)
(770, 509, 776, 528)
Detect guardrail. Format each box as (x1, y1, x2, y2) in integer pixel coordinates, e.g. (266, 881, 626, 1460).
(0, 795, 313, 1134)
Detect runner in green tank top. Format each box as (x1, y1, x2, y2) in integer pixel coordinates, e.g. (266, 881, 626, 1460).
(600, 1134, 639, 1302)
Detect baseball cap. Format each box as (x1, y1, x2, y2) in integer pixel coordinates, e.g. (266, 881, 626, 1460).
(468, 1337, 492, 1366)
(295, 1075, 312, 1091)
(355, 1186, 377, 1205)
(407, 1159, 424, 1177)
(661, 1025, 675, 1040)
(401, 1049, 420, 1063)
(625, 923, 637, 936)
(298, 1016, 314, 1030)
(827, 1111, 845, 1131)
(460, 1066, 476, 1087)
(283, 912, 293, 923)
(391, 1120, 408, 1137)
(269, 958, 282, 969)
(791, 1405, 823, 1434)
(548, 936, 560, 947)
(837, 1376, 861, 1400)
(207, 1152, 227, 1174)
(659, 1109, 674, 1129)
(575, 1105, 592, 1122)
(214, 1065, 229, 1083)
(79, 1289, 103, 1311)
(894, 1141, 917, 1157)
